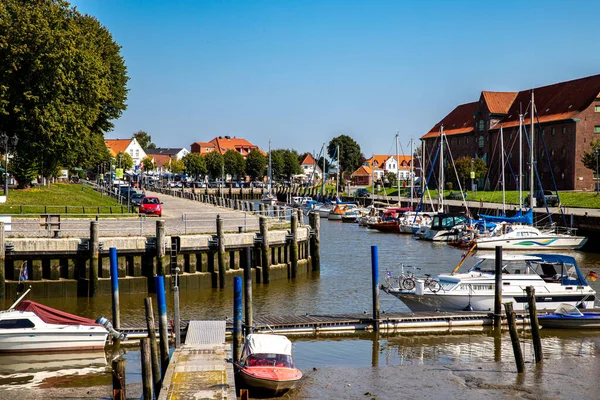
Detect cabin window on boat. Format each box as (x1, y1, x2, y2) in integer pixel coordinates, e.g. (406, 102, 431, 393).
(439, 280, 457, 291)
(0, 318, 35, 329)
(246, 353, 293, 368)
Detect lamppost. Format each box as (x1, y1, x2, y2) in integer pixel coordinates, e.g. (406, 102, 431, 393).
(1, 133, 19, 196)
(594, 147, 600, 194)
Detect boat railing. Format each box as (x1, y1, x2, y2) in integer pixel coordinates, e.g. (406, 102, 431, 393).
(538, 223, 578, 236)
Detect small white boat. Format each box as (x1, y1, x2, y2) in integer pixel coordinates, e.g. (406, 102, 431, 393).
(0, 290, 112, 353)
(237, 333, 302, 396)
(420, 213, 468, 241)
(261, 193, 277, 206)
(381, 253, 596, 312)
(475, 224, 587, 250)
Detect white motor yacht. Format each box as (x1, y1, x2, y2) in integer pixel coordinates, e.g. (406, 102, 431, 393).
(475, 224, 587, 250)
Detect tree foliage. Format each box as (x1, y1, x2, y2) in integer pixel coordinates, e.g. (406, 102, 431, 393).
(183, 152, 206, 179)
(246, 149, 267, 180)
(0, 0, 128, 186)
(115, 151, 133, 171)
(281, 149, 301, 179)
(224, 150, 245, 179)
(141, 156, 155, 172)
(205, 151, 224, 180)
(270, 150, 285, 180)
(581, 139, 600, 172)
(170, 158, 185, 174)
(133, 131, 155, 151)
(449, 156, 487, 187)
(328, 135, 362, 176)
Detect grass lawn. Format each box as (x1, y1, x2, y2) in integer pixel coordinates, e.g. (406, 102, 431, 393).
(0, 183, 130, 215)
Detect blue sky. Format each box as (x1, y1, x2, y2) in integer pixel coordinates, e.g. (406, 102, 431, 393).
(72, 0, 600, 158)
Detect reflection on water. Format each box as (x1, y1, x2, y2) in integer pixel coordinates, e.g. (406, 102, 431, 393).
(2, 219, 600, 392)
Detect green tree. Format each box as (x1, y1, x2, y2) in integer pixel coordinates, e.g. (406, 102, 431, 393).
(133, 131, 155, 151)
(282, 149, 301, 179)
(170, 159, 185, 174)
(224, 150, 246, 179)
(270, 150, 285, 180)
(141, 156, 155, 172)
(0, 0, 128, 187)
(328, 135, 362, 177)
(450, 156, 487, 188)
(246, 149, 267, 181)
(183, 152, 206, 179)
(205, 151, 224, 180)
(384, 171, 398, 188)
(581, 139, 600, 173)
(115, 151, 133, 171)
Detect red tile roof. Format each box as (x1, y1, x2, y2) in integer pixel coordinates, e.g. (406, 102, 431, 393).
(151, 154, 172, 168)
(482, 91, 518, 115)
(104, 139, 132, 157)
(351, 165, 372, 177)
(210, 136, 266, 156)
(422, 102, 478, 139)
(301, 153, 317, 166)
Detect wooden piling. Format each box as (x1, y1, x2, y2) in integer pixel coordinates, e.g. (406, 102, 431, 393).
(494, 246, 502, 327)
(111, 358, 126, 400)
(89, 221, 99, 297)
(526, 286, 543, 364)
(309, 212, 320, 272)
(290, 213, 298, 279)
(140, 338, 153, 400)
(217, 215, 226, 288)
(504, 302, 524, 373)
(144, 297, 161, 394)
(244, 247, 253, 335)
(260, 217, 271, 283)
(0, 222, 5, 301)
(156, 220, 166, 276)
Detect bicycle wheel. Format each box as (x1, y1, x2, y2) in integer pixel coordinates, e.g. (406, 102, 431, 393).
(402, 278, 416, 290)
(428, 279, 441, 293)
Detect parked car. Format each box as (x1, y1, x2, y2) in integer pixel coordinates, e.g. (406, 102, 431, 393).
(355, 188, 370, 198)
(138, 196, 162, 217)
(130, 193, 145, 206)
(525, 190, 559, 206)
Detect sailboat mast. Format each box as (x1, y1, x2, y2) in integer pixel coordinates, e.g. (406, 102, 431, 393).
(396, 132, 400, 206)
(519, 113, 523, 209)
(321, 143, 325, 196)
(268, 138, 272, 194)
(410, 138, 414, 208)
(336, 145, 340, 198)
(529, 92, 536, 208)
(500, 126, 505, 213)
(439, 125, 444, 211)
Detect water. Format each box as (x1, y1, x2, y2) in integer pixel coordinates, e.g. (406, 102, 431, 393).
(2, 220, 600, 398)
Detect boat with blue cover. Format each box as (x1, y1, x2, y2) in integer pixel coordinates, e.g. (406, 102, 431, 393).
(538, 303, 600, 329)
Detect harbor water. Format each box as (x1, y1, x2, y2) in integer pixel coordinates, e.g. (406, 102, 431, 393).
(1, 218, 600, 399)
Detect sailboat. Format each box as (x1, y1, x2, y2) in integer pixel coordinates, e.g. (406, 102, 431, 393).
(476, 93, 587, 250)
(262, 138, 277, 205)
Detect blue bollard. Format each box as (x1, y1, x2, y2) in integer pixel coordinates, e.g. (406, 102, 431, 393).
(109, 247, 120, 330)
(155, 275, 169, 378)
(233, 276, 243, 363)
(371, 245, 380, 332)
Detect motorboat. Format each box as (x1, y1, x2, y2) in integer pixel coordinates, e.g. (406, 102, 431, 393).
(366, 207, 411, 232)
(261, 193, 278, 206)
(313, 203, 333, 218)
(341, 209, 360, 223)
(399, 212, 434, 234)
(475, 224, 587, 250)
(327, 204, 356, 220)
(0, 289, 123, 353)
(237, 333, 302, 396)
(381, 253, 596, 312)
(538, 303, 600, 329)
(291, 196, 313, 208)
(420, 213, 468, 241)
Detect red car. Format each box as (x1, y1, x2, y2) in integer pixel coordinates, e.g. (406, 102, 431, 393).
(138, 196, 162, 217)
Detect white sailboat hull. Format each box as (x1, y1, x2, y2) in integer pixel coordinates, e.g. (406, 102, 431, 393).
(476, 235, 587, 250)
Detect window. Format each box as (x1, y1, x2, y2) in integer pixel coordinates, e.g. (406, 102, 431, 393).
(561, 148, 566, 158)
(457, 138, 461, 145)
(562, 127, 567, 134)
(466, 138, 469, 144)
(595, 126, 600, 134)
(479, 120, 484, 131)
(595, 105, 600, 112)
(0, 319, 35, 329)
(478, 136, 484, 148)
(552, 128, 556, 136)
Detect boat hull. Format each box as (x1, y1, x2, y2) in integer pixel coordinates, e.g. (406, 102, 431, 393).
(0, 328, 108, 353)
(367, 221, 399, 232)
(538, 314, 600, 329)
(238, 367, 302, 396)
(476, 236, 587, 250)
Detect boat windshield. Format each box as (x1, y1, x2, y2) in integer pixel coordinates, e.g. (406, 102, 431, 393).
(468, 259, 535, 275)
(554, 303, 584, 316)
(245, 353, 294, 368)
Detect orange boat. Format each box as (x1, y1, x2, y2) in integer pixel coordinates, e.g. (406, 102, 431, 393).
(367, 207, 411, 232)
(237, 333, 302, 396)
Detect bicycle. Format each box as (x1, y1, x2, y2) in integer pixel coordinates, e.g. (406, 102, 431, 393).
(423, 274, 441, 292)
(389, 264, 419, 290)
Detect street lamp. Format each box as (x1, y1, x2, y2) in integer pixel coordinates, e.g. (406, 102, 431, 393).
(1, 133, 19, 196)
(596, 148, 599, 194)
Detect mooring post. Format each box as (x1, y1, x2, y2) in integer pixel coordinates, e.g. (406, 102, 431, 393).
(109, 247, 121, 331)
(290, 213, 298, 279)
(244, 247, 253, 336)
(155, 276, 170, 378)
(156, 220, 165, 276)
(494, 246, 503, 327)
(144, 297, 161, 395)
(504, 301, 525, 373)
(297, 207, 303, 225)
(112, 358, 126, 400)
(89, 221, 99, 297)
(233, 276, 243, 363)
(260, 217, 270, 283)
(140, 338, 153, 400)
(309, 212, 320, 272)
(371, 245, 380, 332)
(0, 222, 5, 301)
(526, 286, 543, 364)
(217, 215, 226, 288)
(174, 284, 180, 348)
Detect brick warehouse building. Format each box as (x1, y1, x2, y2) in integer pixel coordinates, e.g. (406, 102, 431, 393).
(421, 74, 600, 191)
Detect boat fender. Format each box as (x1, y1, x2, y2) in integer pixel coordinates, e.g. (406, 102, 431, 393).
(96, 316, 127, 341)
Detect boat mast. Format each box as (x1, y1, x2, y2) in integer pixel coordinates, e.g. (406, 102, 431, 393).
(321, 143, 325, 197)
(336, 145, 340, 198)
(410, 138, 414, 209)
(529, 91, 536, 208)
(268, 138, 272, 195)
(396, 132, 400, 206)
(519, 111, 523, 209)
(439, 125, 444, 212)
(500, 125, 505, 213)
(371, 153, 375, 204)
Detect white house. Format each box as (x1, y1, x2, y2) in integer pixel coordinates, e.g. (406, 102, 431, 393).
(146, 147, 189, 160)
(104, 138, 147, 172)
(300, 153, 322, 180)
